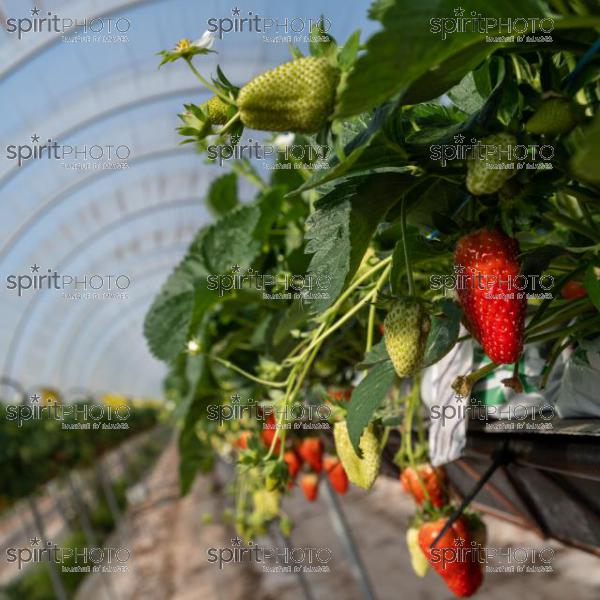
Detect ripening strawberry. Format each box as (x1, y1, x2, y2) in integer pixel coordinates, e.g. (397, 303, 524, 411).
(334, 421, 380, 490)
(237, 56, 340, 133)
(525, 97, 579, 136)
(298, 437, 323, 473)
(233, 431, 252, 450)
(284, 450, 302, 480)
(324, 457, 349, 494)
(260, 412, 281, 454)
(406, 527, 429, 577)
(201, 95, 231, 125)
(400, 463, 448, 508)
(466, 133, 517, 196)
(300, 473, 319, 502)
(418, 517, 483, 597)
(454, 229, 526, 364)
(561, 280, 588, 300)
(384, 300, 430, 378)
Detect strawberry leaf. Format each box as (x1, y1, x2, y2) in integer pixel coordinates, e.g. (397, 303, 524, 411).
(304, 173, 413, 312)
(356, 340, 390, 369)
(335, 0, 548, 118)
(346, 360, 396, 454)
(206, 173, 239, 216)
(422, 300, 462, 367)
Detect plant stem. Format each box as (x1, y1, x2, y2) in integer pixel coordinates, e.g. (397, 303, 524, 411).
(185, 59, 233, 105)
(540, 338, 570, 389)
(366, 266, 390, 352)
(400, 198, 415, 295)
(525, 300, 592, 339)
(322, 256, 392, 320)
(526, 313, 600, 345)
(217, 112, 241, 137)
(208, 355, 289, 388)
(302, 265, 392, 358)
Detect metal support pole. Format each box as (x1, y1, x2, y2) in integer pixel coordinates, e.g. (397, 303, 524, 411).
(27, 495, 69, 600)
(67, 473, 119, 600)
(269, 523, 316, 600)
(430, 445, 512, 549)
(97, 463, 123, 525)
(321, 478, 377, 600)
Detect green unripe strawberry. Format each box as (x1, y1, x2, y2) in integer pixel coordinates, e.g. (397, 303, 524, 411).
(253, 489, 281, 520)
(333, 421, 380, 490)
(201, 95, 231, 125)
(466, 133, 517, 196)
(525, 97, 579, 136)
(406, 527, 429, 577)
(237, 56, 340, 133)
(384, 299, 430, 378)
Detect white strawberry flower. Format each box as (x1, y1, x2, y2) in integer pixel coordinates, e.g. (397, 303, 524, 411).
(193, 30, 215, 50)
(274, 133, 295, 150)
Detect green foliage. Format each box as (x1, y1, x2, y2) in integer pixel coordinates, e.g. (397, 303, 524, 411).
(150, 0, 600, 511)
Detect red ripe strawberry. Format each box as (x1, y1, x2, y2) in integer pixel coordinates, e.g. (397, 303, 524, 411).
(561, 280, 588, 300)
(284, 450, 302, 480)
(300, 473, 319, 502)
(418, 517, 483, 598)
(327, 388, 352, 402)
(298, 437, 323, 473)
(324, 457, 349, 495)
(260, 412, 281, 453)
(454, 229, 526, 364)
(400, 464, 447, 508)
(233, 431, 251, 450)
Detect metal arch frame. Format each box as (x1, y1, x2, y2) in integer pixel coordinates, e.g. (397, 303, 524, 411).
(3, 197, 205, 377)
(80, 290, 166, 393)
(0, 0, 170, 83)
(0, 376, 27, 403)
(0, 145, 199, 262)
(0, 86, 205, 187)
(55, 250, 189, 386)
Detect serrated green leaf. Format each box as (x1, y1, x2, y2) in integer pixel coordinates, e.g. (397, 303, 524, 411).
(390, 225, 446, 294)
(335, 0, 546, 118)
(206, 173, 239, 216)
(347, 360, 396, 453)
(572, 114, 600, 184)
(338, 30, 361, 70)
(305, 172, 413, 312)
(144, 229, 212, 362)
(422, 300, 462, 367)
(202, 205, 262, 274)
(309, 18, 337, 58)
(356, 339, 390, 369)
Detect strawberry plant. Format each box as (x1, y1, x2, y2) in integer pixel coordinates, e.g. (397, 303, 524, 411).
(148, 0, 600, 591)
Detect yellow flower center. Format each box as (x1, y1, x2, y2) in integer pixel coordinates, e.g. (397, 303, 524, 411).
(175, 38, 191, 52)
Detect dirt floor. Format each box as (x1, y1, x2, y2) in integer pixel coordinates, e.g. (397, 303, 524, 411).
(75, 441, 600, 600)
